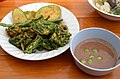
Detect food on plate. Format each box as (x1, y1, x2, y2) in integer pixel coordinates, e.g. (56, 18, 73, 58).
(95, 0, 120, 15)
(24, 11, 36, 20)
(13, 5, 61, 22)
(74, 38, 117, 69)
(35, 5, 61, 21)
(12, 8, 27, 23)
(0, 5, 71, 54)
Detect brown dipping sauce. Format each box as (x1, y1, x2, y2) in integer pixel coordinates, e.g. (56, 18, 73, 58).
(74, 38, 117, 69)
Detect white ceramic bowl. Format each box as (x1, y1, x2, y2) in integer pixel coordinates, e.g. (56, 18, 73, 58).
(88, 0, 120, 21)
(70, 28, 120, 76)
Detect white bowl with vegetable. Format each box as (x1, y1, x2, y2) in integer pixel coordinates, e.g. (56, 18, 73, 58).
(70, 28, 120, 76)
(88, 0, 120, 21)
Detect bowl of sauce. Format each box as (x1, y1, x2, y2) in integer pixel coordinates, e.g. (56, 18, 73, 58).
(70, 28, 120, 76)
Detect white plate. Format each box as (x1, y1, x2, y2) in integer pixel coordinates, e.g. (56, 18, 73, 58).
(0, 2, 79, 60)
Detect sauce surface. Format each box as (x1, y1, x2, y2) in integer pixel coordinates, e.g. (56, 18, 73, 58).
(74, 38, 117, 69)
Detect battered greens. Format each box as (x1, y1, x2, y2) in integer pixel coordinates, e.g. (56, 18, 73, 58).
(24, 11, 36, 20)
(0, 5, 71, 54)
(35, 5, 61, 21)
(12, 8, 27, 23)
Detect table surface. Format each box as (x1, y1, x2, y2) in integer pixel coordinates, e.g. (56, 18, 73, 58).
(0, 0, 120, 79)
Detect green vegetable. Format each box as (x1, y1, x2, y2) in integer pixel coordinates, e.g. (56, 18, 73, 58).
(0, 15, 71, 54)
(50, 27, 71, 47)
(89, 55, 95, 60)
(92, 48, 98, 53)
(0, 23, 11, 27)
(84, 48, 90, 53)
(111, 7, 120, 15)
(87, 59, 93, 64)
(0, 5, 71, 54)
(35, 5, 61, 21)
(25, 35, 43, 54)
(41, 38, 58, 50)
(12, 8, 27, 23)
(80, 59, 86, 64)
(24, 11, 36, 20)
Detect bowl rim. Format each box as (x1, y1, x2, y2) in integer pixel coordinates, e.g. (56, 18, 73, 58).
(70, 27, 120, 72)
(88, 0, 120, 18)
